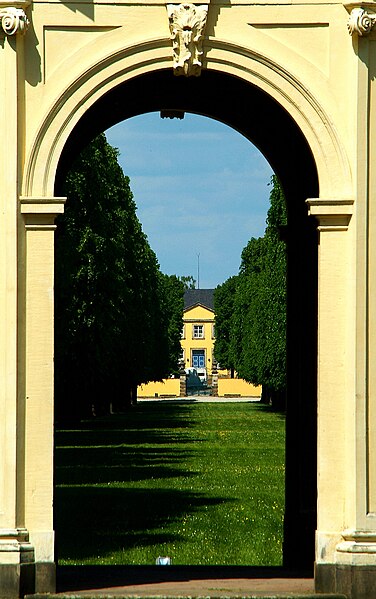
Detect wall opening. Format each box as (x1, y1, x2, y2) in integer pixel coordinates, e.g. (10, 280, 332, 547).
(53, 68, 318, 575)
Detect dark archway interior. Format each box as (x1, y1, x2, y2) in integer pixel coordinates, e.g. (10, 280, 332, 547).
(55, 68, 319, 571)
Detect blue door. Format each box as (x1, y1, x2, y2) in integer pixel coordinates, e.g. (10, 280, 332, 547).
(192, 350, 205, 368)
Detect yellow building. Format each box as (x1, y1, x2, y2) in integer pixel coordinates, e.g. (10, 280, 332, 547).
(181, 289, 216, 385)
(138, 289, 261, 398)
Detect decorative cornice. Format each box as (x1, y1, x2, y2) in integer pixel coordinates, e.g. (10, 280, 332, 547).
(20, 197, 66, 229)
(306, 198, 354, 231)
(0, 6, 29, 35)
(167, 3, 208, 76)
(0, 0, 30, 6)
(0, 528, 34, 559)
(20, 196, 66, 214)
(337, 529, 376, 553)
(348, 7, 376, 36)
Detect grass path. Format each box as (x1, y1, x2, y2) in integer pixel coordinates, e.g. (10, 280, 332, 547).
(54, 401, 285, 566)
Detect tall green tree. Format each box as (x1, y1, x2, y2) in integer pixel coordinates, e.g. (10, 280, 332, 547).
(158, 273, 185, 375)
(257, 175, 287, 396)
(179, 275, 196, 289)
(230, 236, 267, 385)
(214, 175, 287, 407)
(55, 134, 183, 419)
(213, 275, 238, 374)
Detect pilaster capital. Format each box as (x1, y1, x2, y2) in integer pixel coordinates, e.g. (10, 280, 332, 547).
(306, 198, 354, 231)
(347, 5, 376, 36)
(20, 197, 66, 230)
(0, 5, 29, 35)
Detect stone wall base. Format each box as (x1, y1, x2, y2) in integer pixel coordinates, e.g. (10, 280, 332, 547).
(0, 562, 55, 597)
(315, 562, 376, 599)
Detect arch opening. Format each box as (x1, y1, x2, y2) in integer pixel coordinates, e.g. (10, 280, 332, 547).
(55, 69, 319, 202)
(54, 67, 319, 572)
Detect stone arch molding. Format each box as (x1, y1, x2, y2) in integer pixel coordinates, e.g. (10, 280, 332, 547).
(23, 33, 351, 201)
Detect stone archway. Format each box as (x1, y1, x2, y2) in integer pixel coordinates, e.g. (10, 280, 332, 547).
(55, 67, 320, 573)
(0, 1, 373, 597)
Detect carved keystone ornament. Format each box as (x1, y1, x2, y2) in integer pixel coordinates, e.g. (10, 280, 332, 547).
(0, 6, 29, 35)
(167, 3, 208, 76)
(348, 7, 376, 36)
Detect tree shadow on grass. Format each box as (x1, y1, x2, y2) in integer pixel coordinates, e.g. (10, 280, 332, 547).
(56, 427, 195, 447)
(55, 406, 203, 485)
(252, 402, 286, 419)
(55, 445, 199, 485)
(85, 401, 198, 431)
(55, 402, 199, 449)
(55, 402, 204, 486)
(54, 402, 232, 562)
(54, 486, 231, 560)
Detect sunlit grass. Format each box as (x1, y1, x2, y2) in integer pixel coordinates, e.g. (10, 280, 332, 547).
(54, 401, 285, 566)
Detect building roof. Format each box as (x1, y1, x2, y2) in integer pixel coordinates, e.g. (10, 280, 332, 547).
(184, 289, 215, 312)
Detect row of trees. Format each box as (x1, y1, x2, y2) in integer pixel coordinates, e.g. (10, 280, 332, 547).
(55, 134, 185, 420)
(214, 176, 287, 408)
(55, 135, 286, 417)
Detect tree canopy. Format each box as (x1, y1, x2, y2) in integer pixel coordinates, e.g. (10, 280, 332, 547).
(55, 134, 184, 419)
(214, 175, 287, 407)
(179, 275, 196, 289)
(213, 275, 238, 373)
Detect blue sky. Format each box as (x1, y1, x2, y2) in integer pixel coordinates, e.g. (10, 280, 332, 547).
(106, 112, 273, 289)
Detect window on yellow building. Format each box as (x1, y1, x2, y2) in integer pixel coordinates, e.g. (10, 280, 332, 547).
(193, 324, 204, 339)
(181, 325, 185, 339)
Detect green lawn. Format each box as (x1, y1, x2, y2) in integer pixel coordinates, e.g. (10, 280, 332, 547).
(54, 400, 285, 566)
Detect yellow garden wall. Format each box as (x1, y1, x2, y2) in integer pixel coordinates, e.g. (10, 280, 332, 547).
(218, 378, 261, 398)
(138, 379, 181, 398)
